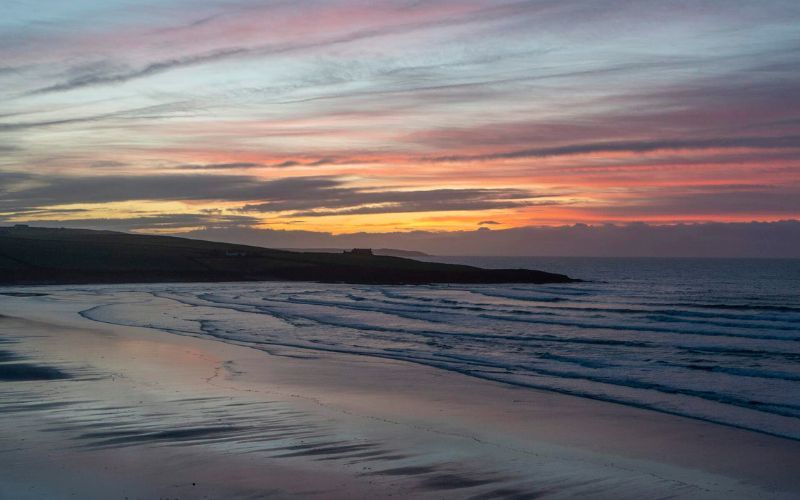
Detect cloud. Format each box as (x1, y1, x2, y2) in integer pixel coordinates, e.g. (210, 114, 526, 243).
(176, 220, 800, 258)
(4, 0, 799, 231)
(0, 101, 195, 132)
(273, 160, 301, 168)
(29, 47, 251, 95)
(22, 0, 648, 98)
(24, 3, 517, 96)
(0, 207, 90, 217)
(270, 158, 348, 168)
(0, 213, 260, 232)
(478, 220, 501, 225)
(307, 158, 338, 166)
(0, 172, 545, 216)
(592, 184, 800, 216)
(427, 135, 800, 162)
(239, 185, 546, 216)
(287, 200, 534, 217)
(175, 159, 341, 170)
(3, 169, 795, 222)
(0, 113, 122, 132)
(176, 162, 262, 170)
(88, 160, 128, 168)
(0, 172, 338, 206)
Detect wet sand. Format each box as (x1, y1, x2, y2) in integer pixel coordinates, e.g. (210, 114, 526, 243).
(0, 295, 799, 499)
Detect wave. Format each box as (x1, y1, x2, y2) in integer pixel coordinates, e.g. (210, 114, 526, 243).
(66, 277, 800, 441)
(476, 313, 799, 343)
(665, 302, 800, 313)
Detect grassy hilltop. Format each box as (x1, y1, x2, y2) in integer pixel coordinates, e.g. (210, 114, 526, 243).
(0, 226, 575, 285)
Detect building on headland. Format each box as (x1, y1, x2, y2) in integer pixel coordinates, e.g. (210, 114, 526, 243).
(344, 248, 373, 256)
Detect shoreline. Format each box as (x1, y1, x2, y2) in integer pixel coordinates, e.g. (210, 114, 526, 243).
(1, 294, 799, 498)
(76, 297, 800, 444)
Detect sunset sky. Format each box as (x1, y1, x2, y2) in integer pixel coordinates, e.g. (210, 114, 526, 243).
(2, 0, 799, 237)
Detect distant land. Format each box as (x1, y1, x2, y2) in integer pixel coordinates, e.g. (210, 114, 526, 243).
(0, 227, 574, 285)
(279, 248, 430, 257)
(173, 220, 800, 258)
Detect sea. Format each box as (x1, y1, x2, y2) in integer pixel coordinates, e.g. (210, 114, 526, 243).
(46, 257, 800, 439)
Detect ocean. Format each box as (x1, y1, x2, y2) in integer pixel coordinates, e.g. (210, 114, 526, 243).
(48, 257, 800, 439)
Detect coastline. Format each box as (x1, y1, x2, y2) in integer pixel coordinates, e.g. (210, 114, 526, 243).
(0, 226, 576, 286)
(1, 294, 799, 499)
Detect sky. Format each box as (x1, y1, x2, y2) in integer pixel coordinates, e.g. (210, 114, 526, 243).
(1, 0, 799, 252)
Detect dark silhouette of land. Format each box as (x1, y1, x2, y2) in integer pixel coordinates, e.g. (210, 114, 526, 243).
(279, 247, 430, 257)
(0, 226, 575, 285)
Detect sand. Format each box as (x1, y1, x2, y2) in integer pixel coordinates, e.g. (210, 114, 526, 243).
(0, 294, 798, 499)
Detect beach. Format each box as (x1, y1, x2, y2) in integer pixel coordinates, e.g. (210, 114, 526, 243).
(3, 0, 798, 496)
(1, 290, 799, 499)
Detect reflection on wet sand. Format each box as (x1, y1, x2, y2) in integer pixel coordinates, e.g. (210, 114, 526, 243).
(1, 387, 527, 496)
(1, 303, 797, 499)
(0, 319, 543, 498)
